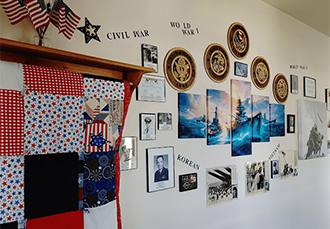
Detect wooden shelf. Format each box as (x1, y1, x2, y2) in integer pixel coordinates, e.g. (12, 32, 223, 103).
(0, 38, 155, 92)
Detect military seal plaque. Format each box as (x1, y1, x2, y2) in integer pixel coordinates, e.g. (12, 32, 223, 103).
(273, 73, 289, 104)
(227, 22, 249, 60)
(164, 47, 196, 92)
(204, 43, 230, 83)
(251, 56, 270, 90)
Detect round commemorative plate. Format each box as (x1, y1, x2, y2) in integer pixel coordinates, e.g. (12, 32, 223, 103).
(204, 43, 230, 83)
(227, 22, 249, 60)
(164, 47, 196, 92)
(251, 56, 270, 90)
(273, 73, 289, 104)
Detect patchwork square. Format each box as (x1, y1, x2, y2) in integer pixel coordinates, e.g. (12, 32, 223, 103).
(84, 123, 112, 152)
(83, 78, 124, 100)
(0, 90, 24, 156)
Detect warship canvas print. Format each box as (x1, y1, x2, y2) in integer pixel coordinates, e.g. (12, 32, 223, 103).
(298, 100, 327, 160)
(178, 93, 206, 138)
(231, 79, 252, 156)
(206, 89, 230, 145)
(251, 95, 270, 142)
(269, 103, 285, 137)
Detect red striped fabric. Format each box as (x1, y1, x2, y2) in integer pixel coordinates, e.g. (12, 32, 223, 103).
(84, 123, 111, 152)
(24, 0, 50, 30)
(0, 0, 29, 25)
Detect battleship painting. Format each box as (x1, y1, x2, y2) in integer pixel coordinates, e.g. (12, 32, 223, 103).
(206, 89, 230, 145)
(231, 79, 252, 156)
(178, 93, 206, 138)
(269, 103, 285, 137)
(251, 95, 270, 142)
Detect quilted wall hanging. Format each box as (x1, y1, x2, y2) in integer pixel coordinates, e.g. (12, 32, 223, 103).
(0, 60, 131, 229)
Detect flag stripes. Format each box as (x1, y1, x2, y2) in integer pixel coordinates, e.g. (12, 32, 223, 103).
(24, 0, 49, 30)
(0, 0, 29, 25)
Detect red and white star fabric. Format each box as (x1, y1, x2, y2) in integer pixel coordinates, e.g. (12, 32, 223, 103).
(84, 78, 125, 100)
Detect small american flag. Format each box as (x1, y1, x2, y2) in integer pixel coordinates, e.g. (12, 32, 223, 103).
(24, 0, 50, 30)
(50, 0, 80, 40)
(0, 0, 29, 25)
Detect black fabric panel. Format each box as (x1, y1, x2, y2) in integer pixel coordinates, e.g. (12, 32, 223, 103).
(0, 221, 17, 229)
(24, 153, 79, 219)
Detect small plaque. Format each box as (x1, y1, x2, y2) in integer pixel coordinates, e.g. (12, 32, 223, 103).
(179, 173, 197, 192)
(251, 56, 270, 90)
(164, 47, 196, 92)
(203, 43, 230, 83)
(273, 73, 289, 104)
(227, 22, 249, 60)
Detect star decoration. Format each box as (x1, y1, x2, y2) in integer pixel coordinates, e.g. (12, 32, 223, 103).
(77, 17, 101, 44)
(88, 131, 109, 151)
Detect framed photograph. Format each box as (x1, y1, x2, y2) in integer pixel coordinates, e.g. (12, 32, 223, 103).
(146, 146, 175, 193)
(279, 150, 298, 179)
(303, 76, 316, 98)
(119, 136, 137, 171)
(325, 88, 330, 110)
(270, 160, 279, 179)
(234, 61, 248, 77)
(290, 74, 298, 94)
(245, 161, 269, 196)
(158, 113, 172, 130)
(179, 173, 197, 192)
(287, 114, 295, 134)
(139, 113, 156, 140)
(141, 43, 158, 72)
(136, 74, 166, 102)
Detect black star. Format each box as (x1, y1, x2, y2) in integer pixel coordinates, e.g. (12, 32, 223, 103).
(77, 17, 101, 44)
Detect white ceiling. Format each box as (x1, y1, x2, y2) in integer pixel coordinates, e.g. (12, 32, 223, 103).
(262, 0, 330, 37)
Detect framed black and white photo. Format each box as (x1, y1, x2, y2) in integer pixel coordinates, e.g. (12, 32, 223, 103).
(146, 146, 175, 193)
(325, 88, 330, 111)
(234, 61, 248, 77)
(158, 112, 172, 130)
(140, 113, 156, 140)
(270, 160, 279, 179)
(290, 74, 298, 94)
(119, 136, 137, 171)
(245, 161, 269, 196)
(136, 74, 166, 102)
(287, 114, 295, 133)
(141, 43, 158, 72)
(303, 76, 316, 98)
(179, 173, 197, 192)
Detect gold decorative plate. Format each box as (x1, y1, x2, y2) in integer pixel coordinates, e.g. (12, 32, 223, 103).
(227, 22, 249, 60)
(164, 47, 196, 91)
(251, 56, 270, 90)
(273, 73, 289, 104)
(204, 43, 230, 83)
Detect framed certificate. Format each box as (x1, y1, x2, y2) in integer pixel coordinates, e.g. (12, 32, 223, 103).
(290, 74, 298, 94)
(136, 74, 166, 102)
(303, 76, 316, 98)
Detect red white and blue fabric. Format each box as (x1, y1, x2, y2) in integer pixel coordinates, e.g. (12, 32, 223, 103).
(0, 89, 24, 156)
(23, 64, 84, 97)
(24, 91, 84, 155)
(83, 78, 125, 100)
(84, 123, 112, 153)
(0, 156, 24, 224)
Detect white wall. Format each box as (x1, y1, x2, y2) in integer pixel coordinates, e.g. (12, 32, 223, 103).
(1, 0, 330, 228)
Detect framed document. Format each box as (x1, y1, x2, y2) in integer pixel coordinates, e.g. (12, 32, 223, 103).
(141, 43, 158, 72)
(290, 74, 298, 94)
(140, 113, 156, 140)
(303, 76, 316, 98)
(136, 74, 166, 102)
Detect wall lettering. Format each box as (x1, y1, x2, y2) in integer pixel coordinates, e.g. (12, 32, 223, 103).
(289, 64, 308, 70)
(106, 30, 149, 40)
(268, 143, 281, 160)
(177, 154, 200, 170)
(170, 22, 200, 36)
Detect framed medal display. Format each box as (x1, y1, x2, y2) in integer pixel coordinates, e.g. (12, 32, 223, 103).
(203, 43, 230, 83)
(273, 73, 289, 104)
(227, 22, 249, 60)
(251, 56, 270, 90)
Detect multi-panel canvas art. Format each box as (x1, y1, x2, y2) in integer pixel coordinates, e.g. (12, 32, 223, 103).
(206, 89, 230, 145)
(298, 100, 327, 160)
(231, 79, 252, 156)
(251, 95, 270, 142)
(269, 103, 285, 137)
(178, 93, 206, 138)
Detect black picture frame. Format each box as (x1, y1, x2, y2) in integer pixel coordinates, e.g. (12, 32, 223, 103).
(325, 88, 330, 111)
(303, 76, 316, 98)
(179, 173, 197, 192)
(139, 113, 156, 140)
(287, 114, 295, 133)
(141, 43, 158, 73)
(290, 74, 298, 94)
(234, 61, 248, 77)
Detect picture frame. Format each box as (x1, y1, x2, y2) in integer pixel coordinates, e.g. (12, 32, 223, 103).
(234, 61, 248, 77)
(136, 74, 166, 102)
(325, 88, 330, 111)
(287, 114, 295, 133)
(139, 113, 156, 140)
(158, 112, 172, 130)
(178, 173, 197, 192)
(119, 136, 138, 171)
(303, 76, 316, 98)
(270, 160, 279, 179)
(146, 146, 175, 193)
(290, 74, 298, 94)
(141, 43, 158, 72)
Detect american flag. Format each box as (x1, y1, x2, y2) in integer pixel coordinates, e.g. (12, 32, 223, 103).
(0, 0, 29, 25)
(50, 0, 80, 40)
(24, 0, 50, 30)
